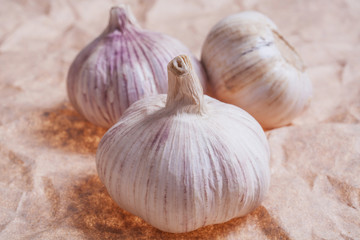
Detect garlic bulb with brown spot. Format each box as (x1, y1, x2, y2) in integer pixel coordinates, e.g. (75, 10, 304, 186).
(67, 6, 206, 128)
(96, 55, 270, 233)
(201, 11, 312, 129)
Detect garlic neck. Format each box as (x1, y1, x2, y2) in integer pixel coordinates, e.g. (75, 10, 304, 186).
(107, 6, 138, 33)
(165, 55, 206, 115)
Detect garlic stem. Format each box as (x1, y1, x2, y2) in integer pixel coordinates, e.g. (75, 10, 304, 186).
(165, 55, 205, 114)
(107, 6, 138, 32)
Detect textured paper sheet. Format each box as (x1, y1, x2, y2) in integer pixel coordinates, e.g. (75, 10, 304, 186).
(0, 0, 359, 239)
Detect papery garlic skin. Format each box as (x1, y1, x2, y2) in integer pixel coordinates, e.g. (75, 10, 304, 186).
(201, 11, 312, 129)
(96, 55, 270, 233)
(67, 6, 206, 128)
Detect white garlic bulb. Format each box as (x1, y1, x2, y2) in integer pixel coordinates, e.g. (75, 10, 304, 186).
(201, 11, 312, 129)
(96, 55, 270, 233)
(67, 6, 206, 128)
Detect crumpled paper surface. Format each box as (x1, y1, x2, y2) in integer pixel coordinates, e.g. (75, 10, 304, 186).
(0, 0, 359, 239)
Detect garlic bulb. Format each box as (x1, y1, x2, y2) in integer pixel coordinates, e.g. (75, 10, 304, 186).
(96, 55, 270, 233)
(67, 6, 206, 128)
(201, 11, 312, 129)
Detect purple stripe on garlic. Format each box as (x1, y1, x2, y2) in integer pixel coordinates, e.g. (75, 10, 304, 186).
(67, 6, 207, 128)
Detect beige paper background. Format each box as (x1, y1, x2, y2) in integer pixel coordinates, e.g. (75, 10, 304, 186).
(0, 0, 359, 239)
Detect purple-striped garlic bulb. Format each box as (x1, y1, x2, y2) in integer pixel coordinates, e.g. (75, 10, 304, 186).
(201, 11, 312, 129)
(67, 6, 207, 128)
(96, 55, 270, 233)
